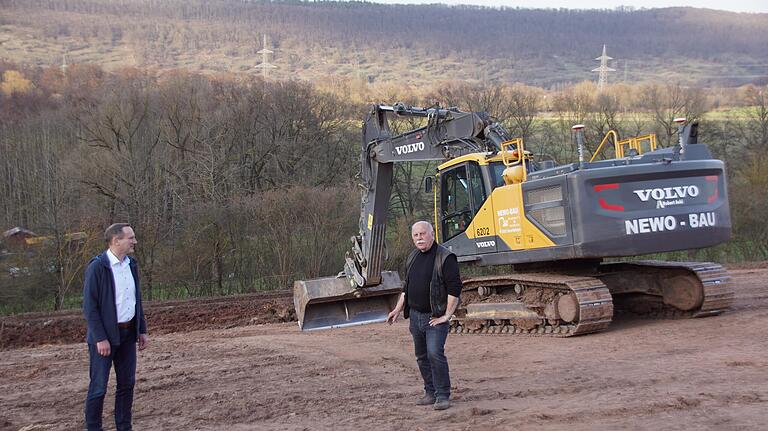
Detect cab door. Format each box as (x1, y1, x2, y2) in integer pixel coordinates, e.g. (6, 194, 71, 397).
(440, 161, 493, 255)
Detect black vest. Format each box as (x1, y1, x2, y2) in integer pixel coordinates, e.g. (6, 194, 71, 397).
(403, 244, 454, 319)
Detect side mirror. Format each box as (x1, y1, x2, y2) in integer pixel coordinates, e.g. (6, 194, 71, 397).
(424, 176, 433, 193)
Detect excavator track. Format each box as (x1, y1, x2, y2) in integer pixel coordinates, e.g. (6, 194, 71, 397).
(598, 260, 733, 319)
(449, 273, 614, 337)
(448, 261, 732, 337)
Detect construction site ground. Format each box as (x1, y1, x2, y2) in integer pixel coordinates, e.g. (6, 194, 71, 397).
(1, 264, 767, 430)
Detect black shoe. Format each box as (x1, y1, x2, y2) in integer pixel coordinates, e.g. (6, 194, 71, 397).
(433, 399, 451, 410)
(415, 394, 436, 406)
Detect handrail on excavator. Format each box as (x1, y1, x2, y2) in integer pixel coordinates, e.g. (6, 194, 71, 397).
(589, 130, 658, 161)
(501, 138, 527, 184)
(616, 134, 657, 158)
(589, 130, 619, 163)
(501, 138, 523, 166)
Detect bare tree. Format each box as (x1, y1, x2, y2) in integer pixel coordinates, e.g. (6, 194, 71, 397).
(74, 69, 170, 299)
(504, 84, 542, 143)
(546, 82, 596, 164)
(640, 83, 708, 147)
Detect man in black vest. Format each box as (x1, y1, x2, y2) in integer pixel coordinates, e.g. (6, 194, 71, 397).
(83, 223, 148, 430)
(387, 221, 462, 410)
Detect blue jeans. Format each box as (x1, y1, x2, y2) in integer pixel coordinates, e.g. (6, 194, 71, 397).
(85, 326, 137, 431)
(408, 309, 451, 401)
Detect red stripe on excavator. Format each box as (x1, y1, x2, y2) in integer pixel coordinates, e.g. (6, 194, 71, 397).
(595, 184, 624, 211)
(594, 183, 620, 192)
(706, 176, 719, 203)
(599, 198, 625, 212)
(708, 188, 719, 203)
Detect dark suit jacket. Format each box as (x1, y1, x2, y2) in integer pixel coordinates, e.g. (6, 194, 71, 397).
(82, 252, 148, 346)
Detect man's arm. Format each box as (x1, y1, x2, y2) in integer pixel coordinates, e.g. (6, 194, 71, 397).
(135, 264, 148, 335)
(429, 294, 458, 326)
(137, 312, 149, 350)
(132, 263, 149, 351)
(386, 292, 406, 325)
(387, 254, 413, 326)
(138, 334, 148, 350)
(82, 262, 110, 356)
(430, 253, 462, 326)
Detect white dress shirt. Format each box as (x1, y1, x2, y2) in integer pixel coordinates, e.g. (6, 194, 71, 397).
(107, 249, 136, 324)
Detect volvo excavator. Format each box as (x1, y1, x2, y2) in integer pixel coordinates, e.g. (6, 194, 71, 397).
(293, 103, 733, 336)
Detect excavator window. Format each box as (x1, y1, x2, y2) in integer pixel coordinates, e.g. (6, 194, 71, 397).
(468, 162, 486, 212)
(441, 162, 487, 241)
(441, 166, 470, 241)
(489, 162, 507, 189)
(489, 161, 539, 189)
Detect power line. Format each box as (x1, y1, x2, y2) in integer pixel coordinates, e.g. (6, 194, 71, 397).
(592, 44, 615, 92)
(255, 34, 277, 80)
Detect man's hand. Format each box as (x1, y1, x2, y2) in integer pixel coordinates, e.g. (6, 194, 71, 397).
(96, 339, 111, 357)
(429, 295, 458, 327)
(429, 315, 450, 326)
(386, 309, 400, 325)
(386, 293, 406, 325)
(138, 333, 148, 351)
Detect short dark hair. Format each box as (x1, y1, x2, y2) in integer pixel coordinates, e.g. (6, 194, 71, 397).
(105, 223, 131, 245)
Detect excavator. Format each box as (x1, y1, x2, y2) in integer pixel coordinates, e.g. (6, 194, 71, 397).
(293, 103, 733, 336)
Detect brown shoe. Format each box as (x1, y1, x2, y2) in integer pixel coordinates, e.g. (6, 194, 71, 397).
(433, 399, 451, 410)
(415, 394, 436, 406)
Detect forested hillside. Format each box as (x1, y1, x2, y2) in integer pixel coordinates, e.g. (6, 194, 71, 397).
(1, 0, 767, 86)
(1, 59, 767, 314)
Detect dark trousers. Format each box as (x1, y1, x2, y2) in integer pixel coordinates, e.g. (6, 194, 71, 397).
(408, 309, 451, 401)
(85, 326, 137, 431)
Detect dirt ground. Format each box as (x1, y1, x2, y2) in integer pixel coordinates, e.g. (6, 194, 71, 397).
(1, 266, 767, 431)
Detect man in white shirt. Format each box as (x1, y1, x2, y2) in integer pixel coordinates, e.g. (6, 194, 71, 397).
(83, 223, 148, 431)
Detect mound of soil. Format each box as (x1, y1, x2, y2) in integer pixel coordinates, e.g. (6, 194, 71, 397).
(0, 291, 295, 350)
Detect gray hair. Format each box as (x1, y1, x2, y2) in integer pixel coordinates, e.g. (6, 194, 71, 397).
(411, 220, 434, 234)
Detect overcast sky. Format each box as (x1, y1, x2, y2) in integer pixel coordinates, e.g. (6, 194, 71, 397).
(366, 0, 767, 13)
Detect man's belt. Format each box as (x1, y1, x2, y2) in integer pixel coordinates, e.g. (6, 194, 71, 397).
(117, 319, 134, 329)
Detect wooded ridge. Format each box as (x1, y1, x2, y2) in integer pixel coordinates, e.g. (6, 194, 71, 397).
(2, 0, 767, 86)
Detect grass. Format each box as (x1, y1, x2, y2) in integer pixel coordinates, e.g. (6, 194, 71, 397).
(703, 106, 763, 120)
(0, 279, 285, 316)
(0, 295, 80, 316)
(626, 240, 768, 265)
(1, 239, 765, 316)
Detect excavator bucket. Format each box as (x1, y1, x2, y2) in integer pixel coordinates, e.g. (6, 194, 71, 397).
(293, 271, 402, 331)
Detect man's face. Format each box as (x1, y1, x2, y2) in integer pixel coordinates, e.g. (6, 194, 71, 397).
(411, 223, 434, 252)
(112, 227, 137, 256)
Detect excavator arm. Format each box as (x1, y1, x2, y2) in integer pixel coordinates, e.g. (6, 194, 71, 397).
(294, 103, 507, 330)
(346, 103, 505, 287)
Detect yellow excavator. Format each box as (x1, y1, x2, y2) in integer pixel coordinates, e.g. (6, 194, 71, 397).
(293, 103, 733, 336)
